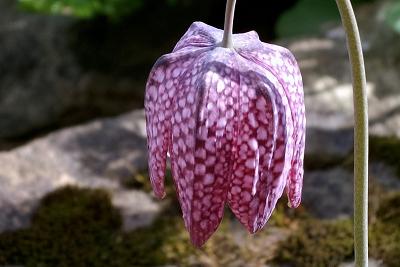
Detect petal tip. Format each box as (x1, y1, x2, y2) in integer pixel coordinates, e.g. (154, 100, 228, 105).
(150, 182, 166, 199)
(288, 198, 301, 209)
(190, 233, 208, 248)
(154, 190, 166, 200)
(243, 219, 264, 235)
(248, 223, 264, 235)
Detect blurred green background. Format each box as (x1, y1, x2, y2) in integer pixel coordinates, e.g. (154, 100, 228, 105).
(19, 0, 398, 35)
(19, 0, 390, 35)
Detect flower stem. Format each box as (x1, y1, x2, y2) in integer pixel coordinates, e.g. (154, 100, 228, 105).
(335, 1, 368, 266)
(221, 0, 237, 48)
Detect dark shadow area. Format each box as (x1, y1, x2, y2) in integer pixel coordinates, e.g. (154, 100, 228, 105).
(67, 0, 300, 94)
(0, 0, 299, 148)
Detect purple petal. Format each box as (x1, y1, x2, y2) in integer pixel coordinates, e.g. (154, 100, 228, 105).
(171, 49, 239, 246)
(237, 43, 305, 208)
(253, 70, 295, 228)
(168, 51, 210, 245)
(173, 22, 222, 53)
(227, 60, 294, 233)
(145, 49, 207, 198)
(227, 71, 275, 233)
(145, 61, 170, 199)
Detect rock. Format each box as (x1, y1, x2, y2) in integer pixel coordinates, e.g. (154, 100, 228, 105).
(229, 221, 290, 267)
(303, 164, 400, 219)
(305, 128, 353, 159)
(0, 110, 160, 232)
(303, 168, 354, 219)
(113, 190, 161, 231)
(278, 1, 400, 138)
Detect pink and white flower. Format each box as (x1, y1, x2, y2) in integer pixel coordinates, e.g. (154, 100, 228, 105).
(145, 22, 305, 247)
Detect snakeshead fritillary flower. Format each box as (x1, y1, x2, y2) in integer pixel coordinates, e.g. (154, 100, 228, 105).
(145, 22, 305, 247)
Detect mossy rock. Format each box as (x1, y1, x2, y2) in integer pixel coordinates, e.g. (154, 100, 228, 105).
(369, 192, 400, 267)
(370, 222, 400, 267)
(268, 196, 310, 228)
(375, 192, 400, 226)
(274, 219, 354, 267)
(0, 186, 122, 267)
(31, 186, 122, 231)
(123, 169, 176, 195)
(370, 135, 400, 177)
(122, 170, 153, 190)
(304, 135, 400, 177)
(304, 153, 348, 171)
(0, 183, 300, 266)
(0, 186, 194, 267)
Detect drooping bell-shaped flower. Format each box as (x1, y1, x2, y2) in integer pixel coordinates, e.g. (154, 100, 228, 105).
(145, 20, 305, 247)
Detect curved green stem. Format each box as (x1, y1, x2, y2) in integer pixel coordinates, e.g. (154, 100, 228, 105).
(335, 1, 369, 266)
(222, 0, 236, 48)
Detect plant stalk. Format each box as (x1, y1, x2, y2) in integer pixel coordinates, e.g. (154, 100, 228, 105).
(335, 1, 368, 266)
(221, 0, 237, 48)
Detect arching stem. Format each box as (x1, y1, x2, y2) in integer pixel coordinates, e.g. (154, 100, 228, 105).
(221, 0, 237, 48)
(336, 1, 369, 266)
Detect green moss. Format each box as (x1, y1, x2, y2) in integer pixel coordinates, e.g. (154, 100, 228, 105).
(370, 135, 400, 177)
(0, 186, 121, 267)
(369, 192, 400, 267)
(6, 178, 400, 266)
(32, 186, 122, 231)
(268, 196, 310, 227)
(121, 170, 153, 190)
(274, 219, 354, 267)
(370, 222, 400, 267)
(115, 216, 196, 266)
(274, 190, 400, 267)
(123, 169, 176, 196)
(0, 186, 194, 267)
(375, 192, 400, 226)
(0, 185, 248, 267)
